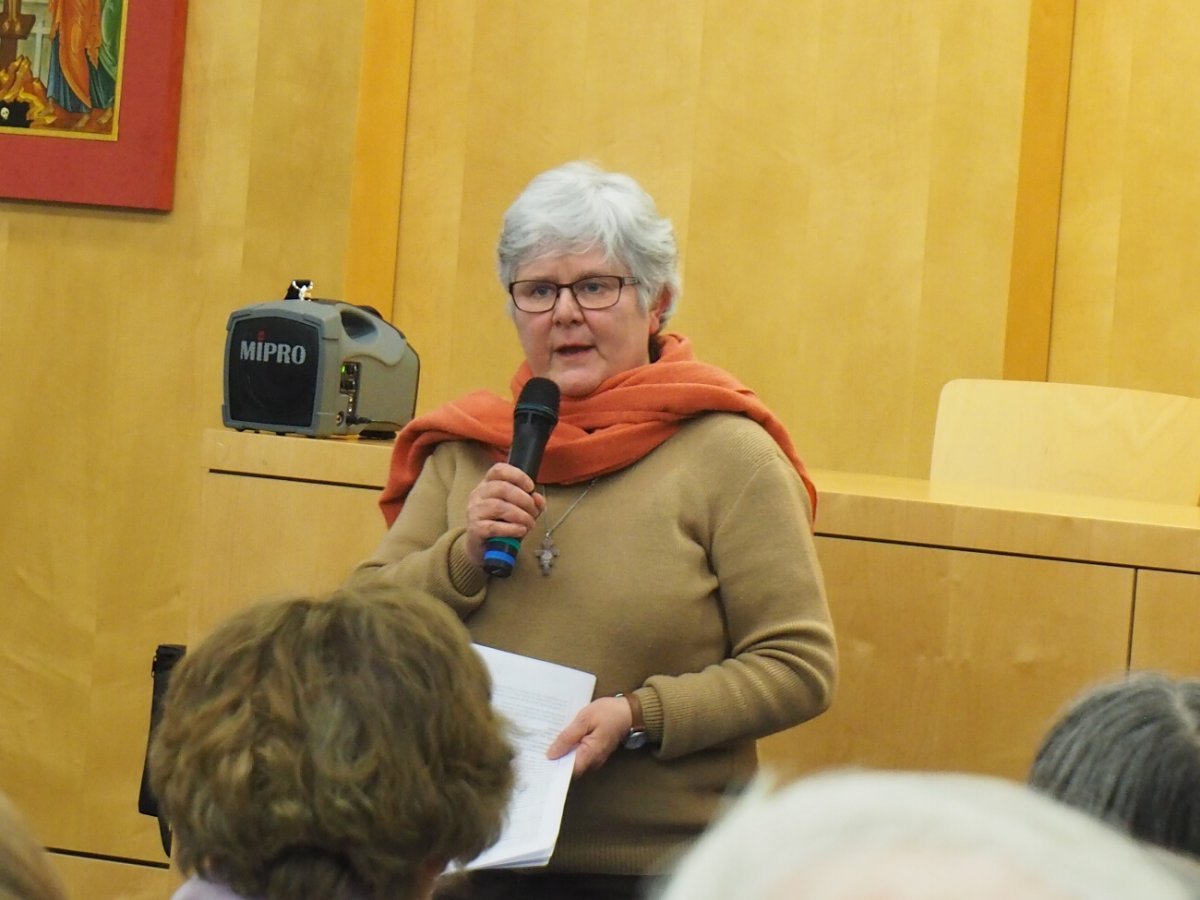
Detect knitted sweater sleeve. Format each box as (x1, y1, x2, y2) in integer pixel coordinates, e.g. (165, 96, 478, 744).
(348, 442, 489, 618)
(642, 427, 838, 760)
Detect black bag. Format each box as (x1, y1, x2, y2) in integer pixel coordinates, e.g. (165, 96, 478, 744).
(138, 643, 185, 856)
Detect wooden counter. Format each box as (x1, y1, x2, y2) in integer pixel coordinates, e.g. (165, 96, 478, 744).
(814, 468, 1200, 573)
(761, 468, 1200, 780)
(189, 429, 395, 644)
(193, 430, 1200, 782)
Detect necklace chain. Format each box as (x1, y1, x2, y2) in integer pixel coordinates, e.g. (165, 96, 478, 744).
(537, 479, 598, 576)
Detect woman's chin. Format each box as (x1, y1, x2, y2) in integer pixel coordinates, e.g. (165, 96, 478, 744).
(538, 358, 603, 398)
(558, 382, 602, 399)
(551, 371, 604, 399)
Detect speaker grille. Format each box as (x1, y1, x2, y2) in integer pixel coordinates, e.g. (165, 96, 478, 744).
(226, 316, 321, 427)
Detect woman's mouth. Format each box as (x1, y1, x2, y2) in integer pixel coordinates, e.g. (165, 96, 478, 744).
(555, 344, 593, 357)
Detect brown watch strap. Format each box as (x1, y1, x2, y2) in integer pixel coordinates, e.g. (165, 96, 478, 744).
(614, 692, 649, 750)
(619, 696, 648, 734)
(625, 692, 645, 730)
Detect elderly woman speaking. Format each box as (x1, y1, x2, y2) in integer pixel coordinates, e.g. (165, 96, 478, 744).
(353, 161, 837, 900)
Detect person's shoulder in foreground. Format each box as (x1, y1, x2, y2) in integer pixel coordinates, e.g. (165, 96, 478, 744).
(654, 767, 1195, 900)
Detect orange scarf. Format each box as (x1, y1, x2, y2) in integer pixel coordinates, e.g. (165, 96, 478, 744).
(379, 333, 816, 525)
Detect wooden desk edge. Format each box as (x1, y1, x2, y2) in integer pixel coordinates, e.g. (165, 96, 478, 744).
(202, 427, 394, 487)
(811, 468, 1200, 574)
(194, 435, 1200, 575)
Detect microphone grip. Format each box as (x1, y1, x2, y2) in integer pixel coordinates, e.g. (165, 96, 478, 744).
(506, 439, 548, 478)
(482, 438, 547, 578)
(483, 537, 521, 578)
(482, 391, 558, 578)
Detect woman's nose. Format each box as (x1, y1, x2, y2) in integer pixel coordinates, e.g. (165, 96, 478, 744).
(551, 285, 584, 323)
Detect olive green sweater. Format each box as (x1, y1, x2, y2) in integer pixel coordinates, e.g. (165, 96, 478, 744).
(352, 413, 837, 875)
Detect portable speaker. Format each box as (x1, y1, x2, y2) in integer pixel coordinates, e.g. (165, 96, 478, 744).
(222, 282, 419, 438)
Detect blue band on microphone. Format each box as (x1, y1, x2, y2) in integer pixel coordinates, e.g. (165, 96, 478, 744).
(483, 536, 522, 574)
(483, 548, 517, 566)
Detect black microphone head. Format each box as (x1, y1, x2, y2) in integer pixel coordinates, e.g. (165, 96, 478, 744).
(515, 377, 560, 424)
(485, 377, 561, 577)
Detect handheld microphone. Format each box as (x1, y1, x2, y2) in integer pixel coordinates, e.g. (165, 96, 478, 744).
(483, 377, 561, 577)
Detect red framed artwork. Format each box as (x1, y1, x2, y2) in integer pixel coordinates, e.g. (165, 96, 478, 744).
(0, 0, 188, 211)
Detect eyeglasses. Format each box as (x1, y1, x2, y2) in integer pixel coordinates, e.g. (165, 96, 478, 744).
(508, 275, 640, 313)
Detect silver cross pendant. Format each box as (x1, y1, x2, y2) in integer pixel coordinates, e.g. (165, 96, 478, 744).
(537, 534, 559, 576)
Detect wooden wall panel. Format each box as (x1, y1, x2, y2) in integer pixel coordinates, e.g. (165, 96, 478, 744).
(345, 0, 416, 317)
(0, 0, 372, 864)
(238, 3, 365, 301)
(759, 536, 1134, 780)
(394, 0, 706, 416)
(393, 0, 1051, 479)
(188, 436, 1200, 794)
(1131, 570, 1200, 676)
(1003, 0, 1075, 381)
(1052, 2, 1200, 396)
(50, 855, 174, 900)
(189, 473, 387, 644)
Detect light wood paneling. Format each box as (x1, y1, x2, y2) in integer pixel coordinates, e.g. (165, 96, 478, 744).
(50, 854, 175, 900)
(759, 535, 1134, 780)
(688, 0, 1043, 475)
(393, 1, 1053, 478)
(812, 467, 1200, 574)
(202, 429, 392, 488)
(395, 0, 706, 417)
(189, 472, 386, 643)
(238, 3, 365, 299)
(189, 434, 392, 644)
(0, 0, 375, 864)
(1004, 0, 1075, 380)
(194, 435, 1200, 786)
(1131, 570, 1200, 677)
(345, 0, 417, 317)
(1046, 0, 1130, 386)
(929, 379, 1200, 504)
(1052, 2, 1200, 395)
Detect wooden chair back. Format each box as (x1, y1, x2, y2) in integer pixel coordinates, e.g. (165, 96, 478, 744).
(930, 379, 1200, 505)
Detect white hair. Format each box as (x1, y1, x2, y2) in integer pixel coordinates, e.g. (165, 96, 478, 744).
(655, 769, 1192, 900)
(496, 161, 681, 325)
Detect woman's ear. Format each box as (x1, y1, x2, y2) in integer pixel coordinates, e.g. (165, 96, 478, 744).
(647, 288, 671, 333)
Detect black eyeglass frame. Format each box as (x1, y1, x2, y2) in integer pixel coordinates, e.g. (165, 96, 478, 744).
(507, 275, 641, 313)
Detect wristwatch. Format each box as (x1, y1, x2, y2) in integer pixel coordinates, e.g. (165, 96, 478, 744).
(614, 692, 649, 750)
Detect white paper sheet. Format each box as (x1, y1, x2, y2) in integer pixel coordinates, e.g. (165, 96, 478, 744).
(463, 644, 596, 870)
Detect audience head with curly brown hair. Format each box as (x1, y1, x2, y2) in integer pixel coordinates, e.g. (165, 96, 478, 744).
(149, 581, 514, 900)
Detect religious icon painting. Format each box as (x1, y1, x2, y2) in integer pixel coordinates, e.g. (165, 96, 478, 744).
(0, 0, 188, 210)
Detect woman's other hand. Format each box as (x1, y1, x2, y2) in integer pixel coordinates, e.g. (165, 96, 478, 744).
(546, 695, 634, 777)
(465, 463, 546, 568)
